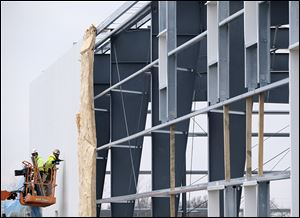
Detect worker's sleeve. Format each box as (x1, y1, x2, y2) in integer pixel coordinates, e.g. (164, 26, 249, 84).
(37, 157, 44, 171)
(44, 156, 54, 172)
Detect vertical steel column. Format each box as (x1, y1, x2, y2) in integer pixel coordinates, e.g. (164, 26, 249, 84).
(218, 1, 230, 101)
(244, 1, 258, 90)
(243, 181, 257, 217)
(207, 3, 221, 216)
(208, 186, 222, 217)
(167, 2, 177, 121)
(224, 186, 238, 217)
(158, 1, 167, 122)
(207, 1, 219, 105)
(158, 1, 177, 122)
(258, 1, 270, 86)
(257, 182, 270, 217)
(289, 1, 299, 217)
(244, 1, 270, 90)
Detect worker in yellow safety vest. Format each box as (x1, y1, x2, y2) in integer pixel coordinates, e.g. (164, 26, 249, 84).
(44, 149, 61, 173)
(31, 149, 45, 178)
(44, 149, 62, 195)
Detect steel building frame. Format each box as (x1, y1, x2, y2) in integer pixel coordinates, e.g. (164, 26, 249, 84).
(93, 1, 298, 217)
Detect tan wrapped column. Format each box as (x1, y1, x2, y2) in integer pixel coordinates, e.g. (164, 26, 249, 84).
(76, 25, 97, 217)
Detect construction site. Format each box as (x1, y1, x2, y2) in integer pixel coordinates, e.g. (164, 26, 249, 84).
(1, 1, 299, 217)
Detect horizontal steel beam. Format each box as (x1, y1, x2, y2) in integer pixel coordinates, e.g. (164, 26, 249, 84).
(94, 108, 109, 112)
(95, 1, 152, 51)
(147, 110, 289, 115)
(153, 65, 192, 72)
(219, 9, 244, 26)
(96, 78, 289, 151)
(143, 132, 289, 138)
(96, 1, 138, 35)
(168, 31, 207, 56)
(111, 89, 144, 95)
(103, 170, 284, 175)
(96, 171, 290, 203)
(210, 109, 245, 115)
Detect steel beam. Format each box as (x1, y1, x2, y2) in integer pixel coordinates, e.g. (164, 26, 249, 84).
(94, 2, 152, 50)
(96, 171, 290, 204)
(243, 181, 257, 217)
(96, 78, 289, 151)
(96, 1, 138, 35)
(257, 182, 270, 217)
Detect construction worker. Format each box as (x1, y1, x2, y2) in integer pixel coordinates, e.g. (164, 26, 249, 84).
(44, 149, 62, 195)
(31, 149, 44, 176)
(31, 149, 44, 195)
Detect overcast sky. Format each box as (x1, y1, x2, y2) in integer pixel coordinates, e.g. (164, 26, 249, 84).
(1, 1, 291, 210)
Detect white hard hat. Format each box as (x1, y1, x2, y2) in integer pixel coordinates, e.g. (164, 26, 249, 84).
(53, 149, 60, 155)
(32, 148, 38, 154)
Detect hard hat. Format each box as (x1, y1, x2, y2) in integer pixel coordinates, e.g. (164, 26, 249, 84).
(32, 148, 38, 154)
(53, 149, 60, 155)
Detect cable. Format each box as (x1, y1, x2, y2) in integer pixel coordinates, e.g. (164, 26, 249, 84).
(252, 125, 289, 149)
(191, 174, 208, 186)
(270, 149, 290, 171)
(192, 117, 207, 135)
(188, 92, 197, 208)
(253, 147, 290, 171)
(113, 46, 139, 198)
(187, 199, 208, 215)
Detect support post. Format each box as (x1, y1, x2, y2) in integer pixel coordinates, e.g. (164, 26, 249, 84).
(208, 187, 222, 217)
(257, 181, 270, 216)
(243, 181, 257, 217)
(258, 93, 264, 177)
(224, 186, 237, 217)
(223, 105, 230, 182)
(170, 124, 176, 217)
(246, 97, 253, 177)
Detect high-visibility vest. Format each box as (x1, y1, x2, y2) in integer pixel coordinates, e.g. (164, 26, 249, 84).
(35, 155, 44, 172)
(44, 154, 57, 172)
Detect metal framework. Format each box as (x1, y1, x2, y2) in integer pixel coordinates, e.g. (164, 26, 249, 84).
(93, 1, 298, 217)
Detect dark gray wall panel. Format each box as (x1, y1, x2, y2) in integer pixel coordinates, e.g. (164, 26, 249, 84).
(94, 54, 111, 216)
(271, 1, 289, 26)
(110, 29, 150, 217)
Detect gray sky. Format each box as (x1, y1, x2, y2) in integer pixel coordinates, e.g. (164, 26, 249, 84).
(1, 0, 124, 187)
(1, 1, 291, 209)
